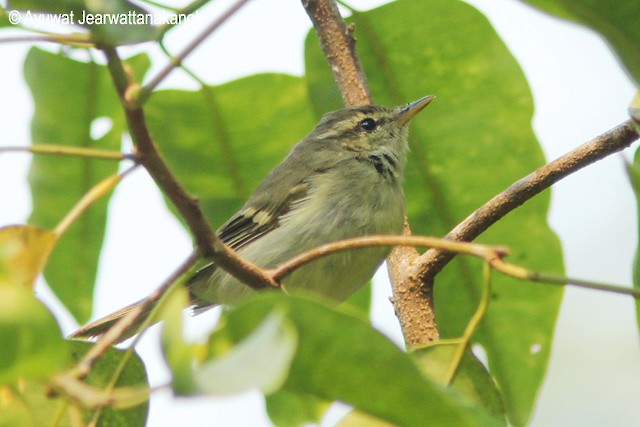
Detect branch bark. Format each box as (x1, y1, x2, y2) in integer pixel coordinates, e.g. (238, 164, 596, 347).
(302, 0, 372, 106)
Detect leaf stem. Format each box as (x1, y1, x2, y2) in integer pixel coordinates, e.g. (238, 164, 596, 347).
(444, 264, 492, 385)
(54, 166, 137, 238)
(490, 258, 640, 298)
(0, 34, 94, 47)
(0, 144, 133, 161)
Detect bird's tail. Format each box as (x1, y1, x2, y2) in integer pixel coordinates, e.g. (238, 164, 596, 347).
(69, 298, 157, 343)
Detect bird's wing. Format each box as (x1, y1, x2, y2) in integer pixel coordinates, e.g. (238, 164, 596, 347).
(217, 181, 310, 251)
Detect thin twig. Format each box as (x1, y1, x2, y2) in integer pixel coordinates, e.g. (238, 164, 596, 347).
(139, 0, 251, 104)
(0, 144, 133, 161)
(414, 119, 640, 283)
(490, 257, 640, 298)
(74, 254, 199, 378)
(0, 34, 94, 47)
(270, 234, 507, 281)
(269, 233, 640, 298)
(156, 0, 211, 34)
(54, 166, 138, 237)
(101, 46, 276, 290)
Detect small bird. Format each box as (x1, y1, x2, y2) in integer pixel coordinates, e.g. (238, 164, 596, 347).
(72, 95, 434, 340)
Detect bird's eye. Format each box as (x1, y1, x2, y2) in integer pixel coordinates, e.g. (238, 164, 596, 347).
(359, 118, 377, 132)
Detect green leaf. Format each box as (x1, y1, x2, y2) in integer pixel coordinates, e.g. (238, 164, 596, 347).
(628, 147, 640, 333)
(7, 0, 158, 45)
(341, 281, 372, 318)
(266, 391, 329, 427)
(0, 286, 70, 384)
(23, 48, 150, 322)
(145, 74, 317, 231)
(0, 8, 11, 27)
(304, 1, 563, 425)
(219, 292, 501, 426)
(517, 0, 640, 85)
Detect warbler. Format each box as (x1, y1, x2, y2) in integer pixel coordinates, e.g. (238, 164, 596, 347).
(72, 95, 434, 340)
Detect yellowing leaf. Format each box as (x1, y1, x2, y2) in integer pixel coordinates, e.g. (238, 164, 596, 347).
(0, 225, 56, 288)
(630, 91, 640, 133)
(338, 410, 396, 427)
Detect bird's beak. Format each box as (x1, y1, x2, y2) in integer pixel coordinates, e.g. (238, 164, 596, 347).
(397, 95, 435, 126)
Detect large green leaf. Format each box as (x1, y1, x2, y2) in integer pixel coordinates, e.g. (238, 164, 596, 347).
(516, 0, 640, 86)
(145, 73, 317, 230)
(304, 0, 563, 425)
(23, 48, 150, 322)
(215, 292, 501, 426)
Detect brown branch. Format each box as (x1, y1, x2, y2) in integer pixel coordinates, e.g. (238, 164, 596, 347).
(101, 46, 277, 290)
(302, 0, 372, 106)
(302, 0, 433, 346)
(414, 119, 640, 284)
(387, 220, 439, 346)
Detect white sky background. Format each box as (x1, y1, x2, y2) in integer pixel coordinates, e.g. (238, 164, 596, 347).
(0, 0, 639, 425)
